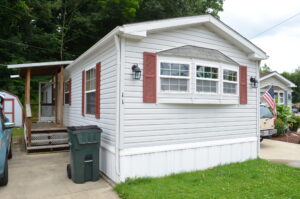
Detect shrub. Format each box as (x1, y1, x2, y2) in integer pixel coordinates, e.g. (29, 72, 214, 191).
(289, 115, 300, 131)
(275, 118, 285, 136)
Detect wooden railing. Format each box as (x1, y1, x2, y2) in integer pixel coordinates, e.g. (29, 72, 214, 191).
(24, 103, 32, 146)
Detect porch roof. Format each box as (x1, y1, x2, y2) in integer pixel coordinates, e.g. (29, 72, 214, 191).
(7, 61, 73, 77)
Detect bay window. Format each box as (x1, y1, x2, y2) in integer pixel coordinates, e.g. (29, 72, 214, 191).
(196, 65, 219, 93)
(160, 62, 190, 92)
(85, 68, 96, 115)
(223, 69, 238, 94)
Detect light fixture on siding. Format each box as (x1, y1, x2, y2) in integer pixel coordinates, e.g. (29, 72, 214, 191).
(250, 77, 258, 88)
(132, 64, 141, 80)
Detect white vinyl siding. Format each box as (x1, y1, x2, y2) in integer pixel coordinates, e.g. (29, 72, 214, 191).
(63, 38, 117, 146)
(122, 24, 259, 148)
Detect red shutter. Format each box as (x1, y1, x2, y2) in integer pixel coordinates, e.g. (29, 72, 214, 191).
(95, 62, 101, 119)
(239, 66, 248, 104)
(69, 78, 72, 105)
(82, 71, 85, 116)
(143, 52, 157, 103)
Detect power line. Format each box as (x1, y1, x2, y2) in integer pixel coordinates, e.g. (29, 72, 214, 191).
(0, 38, 53, 51)
(251, 11, 300, 39)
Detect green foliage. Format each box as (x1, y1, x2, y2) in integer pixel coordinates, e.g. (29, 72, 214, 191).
(0, 0, 224, 102)
(275, 118, 285, 136)
(276, 104, 294, 125)
(12, 128, 24, 137)
(288, 115, 300, 131)
(282, 68, 300, 103)
(260, 63, 271, 73)
(115, 159, 300, 199)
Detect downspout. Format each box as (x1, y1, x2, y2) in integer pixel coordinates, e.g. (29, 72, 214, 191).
(256, 60, 261, 157)
(114, 34, 121, 179)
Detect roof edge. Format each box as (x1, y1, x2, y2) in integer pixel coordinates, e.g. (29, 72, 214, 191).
(260, 71, 297, 87)
(7, 60, 73, 69)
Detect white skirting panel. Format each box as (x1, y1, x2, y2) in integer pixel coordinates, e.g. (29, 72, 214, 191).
(99, 144, 119, 182)
(119, 137, 258, 182)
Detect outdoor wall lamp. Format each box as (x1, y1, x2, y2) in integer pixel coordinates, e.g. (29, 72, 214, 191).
(250, 77, 258, 88)
(132, 64, 141, 80)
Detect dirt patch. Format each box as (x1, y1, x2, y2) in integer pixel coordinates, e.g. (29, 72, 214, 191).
(272, 131, 300, 144)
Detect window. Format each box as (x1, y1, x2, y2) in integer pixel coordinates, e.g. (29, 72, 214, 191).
(223, 69, 238, 94)
(85, 68, 96, 114)
(196, 65, 218, 93)
(64, 81, 70, 105)
(160, 62, 190, 92)
(274, 92, 284, 104)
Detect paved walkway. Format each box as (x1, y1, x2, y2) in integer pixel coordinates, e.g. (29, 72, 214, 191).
(260, 139, 300, 168)
(0, 143, 120, 199)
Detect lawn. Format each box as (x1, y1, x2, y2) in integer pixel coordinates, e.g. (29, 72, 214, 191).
(115, 159, 300, 199)
(13, 128, 24, 137)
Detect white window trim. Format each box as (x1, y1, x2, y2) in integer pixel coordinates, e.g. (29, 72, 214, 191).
(64, 81, 70, 105)
(85, 67, 96, 116)
(274, 91, 284, 104)
(157, 56, 240, 100)
(195, 63, 220, 95)
(158, 58, 192, 94)
(222, 67, 239, 96)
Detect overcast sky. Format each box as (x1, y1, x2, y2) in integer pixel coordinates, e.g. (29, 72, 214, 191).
(219, 0, 300, 73)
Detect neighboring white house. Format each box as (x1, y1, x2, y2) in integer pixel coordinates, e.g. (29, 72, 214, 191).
(0, 90, 23, 127)
(260, 71, 296, 109)
(62, 15, 268, 182)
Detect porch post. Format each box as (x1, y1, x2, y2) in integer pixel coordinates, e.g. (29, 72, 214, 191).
(25, 68, 31, 104)
(59, 66, 64, 126)
(55, 72, 58, 124)
(25, 68, 32, 146)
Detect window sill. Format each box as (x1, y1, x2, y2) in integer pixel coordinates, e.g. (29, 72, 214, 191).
(158, 92, 239, 105)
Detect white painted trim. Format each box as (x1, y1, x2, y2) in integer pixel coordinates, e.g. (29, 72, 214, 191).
(256, 61, 261, 157)
(7, 60, 73, 69)
(260, 72, 296, 87)
(120, 137, 257, 156)
(114, 34, 121, 179)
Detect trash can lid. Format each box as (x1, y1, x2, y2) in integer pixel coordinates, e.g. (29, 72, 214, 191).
(67, 125, 102, 132)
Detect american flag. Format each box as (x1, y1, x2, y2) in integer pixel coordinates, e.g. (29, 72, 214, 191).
(262, 86, 277, 118)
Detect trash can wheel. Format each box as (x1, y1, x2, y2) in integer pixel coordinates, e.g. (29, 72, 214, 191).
(67, 164, 72, 179)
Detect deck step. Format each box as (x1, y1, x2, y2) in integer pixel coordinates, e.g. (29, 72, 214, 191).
(31, 138, 69, 144)
(31, 128, 67, 133)
(31, 132, 68, 137)
(27, 144, 69, 151)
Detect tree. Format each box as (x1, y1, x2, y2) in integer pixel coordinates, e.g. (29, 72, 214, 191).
(0, 0, 225, 102)
(260, 63, 272, 73)
(282, 67, 300, 103)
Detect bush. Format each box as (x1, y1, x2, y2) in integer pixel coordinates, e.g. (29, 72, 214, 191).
(275, 118, 285, 136)
(289, 115, 300, 131)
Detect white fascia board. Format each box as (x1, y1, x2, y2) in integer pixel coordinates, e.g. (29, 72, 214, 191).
(208, 16, 268, 61)
(120, 15, 210, 34)
(120, 31, 147, 40)
(7, 60, 73, 69)
(260, 72, 297, 87)
(66, 27, 121, 70)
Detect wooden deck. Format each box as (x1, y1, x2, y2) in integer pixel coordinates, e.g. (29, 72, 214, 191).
(26, 122, 69, 151)
(31, 122, 67, 132)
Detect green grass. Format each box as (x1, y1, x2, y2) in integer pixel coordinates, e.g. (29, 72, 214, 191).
(13, 128, 24, 137)
(115, 159, 300, 199)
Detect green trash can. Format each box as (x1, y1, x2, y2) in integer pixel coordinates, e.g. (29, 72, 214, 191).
(67, 125, 102, 184)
